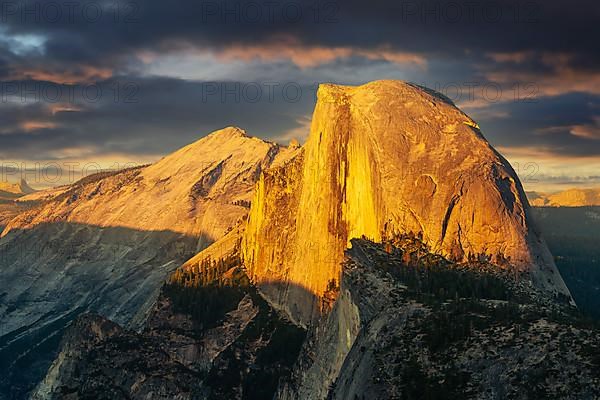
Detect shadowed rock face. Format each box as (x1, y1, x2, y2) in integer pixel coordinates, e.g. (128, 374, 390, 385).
(277, 239, 599, 400)
(243, 80, 572, 324)
(31, 272, 308, 400)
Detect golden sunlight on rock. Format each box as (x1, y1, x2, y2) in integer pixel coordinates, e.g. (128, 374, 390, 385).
(242, 80, 572, 324)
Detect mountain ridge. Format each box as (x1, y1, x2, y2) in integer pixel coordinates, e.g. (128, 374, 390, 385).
(528, 188, 600, 207)
(0, 126, 296, 399)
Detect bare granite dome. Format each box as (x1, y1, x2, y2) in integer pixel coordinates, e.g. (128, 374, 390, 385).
(242, 80, 572, 324)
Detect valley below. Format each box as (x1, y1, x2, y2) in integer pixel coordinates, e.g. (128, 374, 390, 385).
(530, 206, 600, 319)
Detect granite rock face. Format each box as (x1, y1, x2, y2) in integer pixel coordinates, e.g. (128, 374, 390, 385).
(3, 127, 293, 241)
(0, 127, 295, 399)
(2, 80, 580, 397)
(25, 80, 590, 400)
(31, 270, 306, 400)
(0, 179, 36, 229)
(243, 80, 572, 324)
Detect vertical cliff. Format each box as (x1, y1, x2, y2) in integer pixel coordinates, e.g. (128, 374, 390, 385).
(243, 80, 572, 324)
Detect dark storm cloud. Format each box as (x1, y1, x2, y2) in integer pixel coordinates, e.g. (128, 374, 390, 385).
(1, 75, 597, 163)
(0, 0, 598, 178)
(1, 0, 599, 75)
(477, 93, 600, 157)
(0, 76, 317, 159)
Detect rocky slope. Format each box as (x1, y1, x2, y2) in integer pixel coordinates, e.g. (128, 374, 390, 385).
(2, 128, 296, 240)
(278, 237, 599, 400)
(0, 202, 29, 232)
(32, 253, 305, 400)
(242, 80, 571, 324)
(0, 179, 36, 229)
(0, 127, 295, 399)
(15, 186, 70, 204)
(36, 236, 599, 400)
(529, 188, 600, 207)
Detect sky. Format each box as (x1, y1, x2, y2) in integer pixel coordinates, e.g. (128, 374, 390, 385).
(0, 0, 599, 192)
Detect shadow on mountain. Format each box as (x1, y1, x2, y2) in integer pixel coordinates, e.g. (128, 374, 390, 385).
(256, 280, 323, 325)
(24, 230, 600, 400)
(31, 259, 312, 400)
(0, 221, 208, 400)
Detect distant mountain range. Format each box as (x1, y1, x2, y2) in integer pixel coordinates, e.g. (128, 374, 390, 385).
(528, 188, 600, 207)
(0, 179, 35, 200)
(0, 179, 36, 232)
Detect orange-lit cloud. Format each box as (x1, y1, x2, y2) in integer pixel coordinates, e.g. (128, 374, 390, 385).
(13, 65, 113, 84)
(215, 41, 427, 68)
(139, 38, 427, 69)
(50, 105, 82, 115)
(569, 117, 600, 140)
(535, 117, 600, 141)
(496, 145, 600, 161)
(20, 121, 57, 132)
